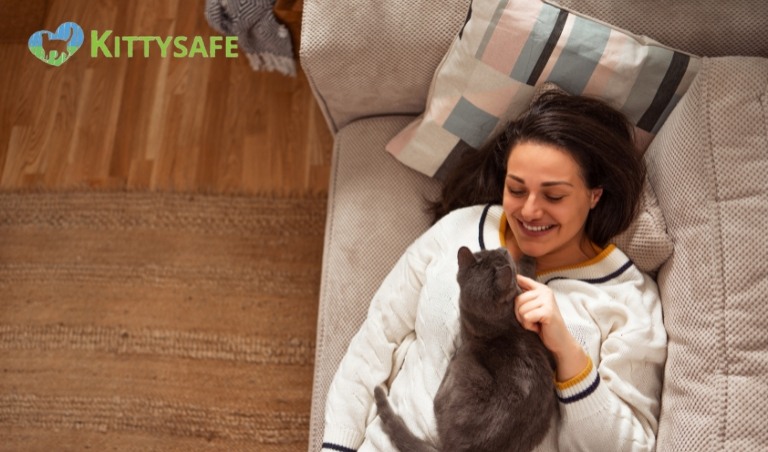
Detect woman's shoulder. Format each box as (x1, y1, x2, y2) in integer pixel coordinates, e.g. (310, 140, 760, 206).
(427, 204, 503, 252)
(437, 204, 502, 227)
(549, 245, 661, 304)
(439, 204, 490, 219)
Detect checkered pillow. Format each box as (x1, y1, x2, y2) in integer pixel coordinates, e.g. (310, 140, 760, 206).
(385, 0, 700, 180)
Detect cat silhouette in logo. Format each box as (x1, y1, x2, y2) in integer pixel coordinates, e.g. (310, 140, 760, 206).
(41, 27, 72, 64)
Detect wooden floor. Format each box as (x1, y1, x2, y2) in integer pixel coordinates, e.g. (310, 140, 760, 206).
(0, 0, 334, 196)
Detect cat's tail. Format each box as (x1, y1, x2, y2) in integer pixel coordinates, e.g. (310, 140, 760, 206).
(374, 386, 439, 452)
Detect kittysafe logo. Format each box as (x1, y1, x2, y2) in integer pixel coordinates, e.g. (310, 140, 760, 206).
(28, 21, 238, 66)
(28, 22, 84, 66)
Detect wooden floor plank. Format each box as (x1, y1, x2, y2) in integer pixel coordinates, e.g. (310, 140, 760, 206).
(0, 0, 333, 195)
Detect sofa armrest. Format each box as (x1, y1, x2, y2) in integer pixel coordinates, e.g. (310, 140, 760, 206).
(300, 0, 470, 133)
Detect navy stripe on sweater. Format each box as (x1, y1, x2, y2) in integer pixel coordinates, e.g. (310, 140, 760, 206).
(544, 259, 634, 285)
(478, 204, 493, 250)
(322, 443, 356, 452)
(557, 373, 601, 404)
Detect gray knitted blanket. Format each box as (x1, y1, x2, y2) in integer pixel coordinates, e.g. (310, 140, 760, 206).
(205, 0, 296, 76)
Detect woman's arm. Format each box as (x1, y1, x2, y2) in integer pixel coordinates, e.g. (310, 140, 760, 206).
(516, 273, 667, 451)
(557, 275, 667, 452)
(516, 275, 589, 381)
(321, 225, 444, 451)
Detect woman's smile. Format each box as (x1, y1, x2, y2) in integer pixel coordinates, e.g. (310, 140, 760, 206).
(519, 220, 557, 235)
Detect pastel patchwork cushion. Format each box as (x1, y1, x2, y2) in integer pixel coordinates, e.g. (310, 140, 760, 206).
(385, 0, 700, 180)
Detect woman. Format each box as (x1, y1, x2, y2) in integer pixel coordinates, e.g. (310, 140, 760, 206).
(322, 91, 667, 451)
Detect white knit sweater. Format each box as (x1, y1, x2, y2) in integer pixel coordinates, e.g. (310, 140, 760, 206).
(323, 205, 667, 452)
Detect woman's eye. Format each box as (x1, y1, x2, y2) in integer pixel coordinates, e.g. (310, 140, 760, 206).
(506, 185, 565, 201)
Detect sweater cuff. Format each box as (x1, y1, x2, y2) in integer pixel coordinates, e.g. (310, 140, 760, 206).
(555, 356, 600, 404)
(322, 425, 364, 452)
(555, 357, 613, 421)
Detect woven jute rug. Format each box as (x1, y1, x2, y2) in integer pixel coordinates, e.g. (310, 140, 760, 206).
(0, 191, 325, 451)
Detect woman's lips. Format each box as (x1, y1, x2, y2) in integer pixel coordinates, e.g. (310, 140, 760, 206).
(518, 219, 556, 237)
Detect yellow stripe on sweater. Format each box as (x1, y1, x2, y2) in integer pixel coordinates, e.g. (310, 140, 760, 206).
(555, 356, 594, 390)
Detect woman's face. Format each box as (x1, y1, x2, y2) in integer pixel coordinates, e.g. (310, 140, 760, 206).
(503, 141, 602, 270)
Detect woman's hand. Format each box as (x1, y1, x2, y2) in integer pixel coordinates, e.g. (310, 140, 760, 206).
(515, 274, 588, 382)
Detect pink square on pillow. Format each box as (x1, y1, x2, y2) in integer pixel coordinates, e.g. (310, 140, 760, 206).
(477, 1, 546, 75)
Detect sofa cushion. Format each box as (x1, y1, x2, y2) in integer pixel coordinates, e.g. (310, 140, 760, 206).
(649, 56, 768, 451)
(308, 116, 440, 452)
(385, 0, 700, 180)
(611, 177, 672, 274)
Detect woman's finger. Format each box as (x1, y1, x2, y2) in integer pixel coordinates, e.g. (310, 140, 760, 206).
(519, 312, 542, 333)
(517, 274, 546, 291)
(515, 289, 537, 305)
(516, 274, 536, 290)
(515, 298, 532, 326)
(517, 297, 539, 315)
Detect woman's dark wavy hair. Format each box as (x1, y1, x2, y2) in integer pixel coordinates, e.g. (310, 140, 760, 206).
(428, 91, 646, 247)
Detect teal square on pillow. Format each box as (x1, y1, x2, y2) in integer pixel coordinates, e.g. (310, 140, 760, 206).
(505, 5, 565, 81)
(545, 14, 612, 93)
(443, 97, 500, 149)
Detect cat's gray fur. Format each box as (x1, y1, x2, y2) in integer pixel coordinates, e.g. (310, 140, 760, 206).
(374, 247, 557, 452)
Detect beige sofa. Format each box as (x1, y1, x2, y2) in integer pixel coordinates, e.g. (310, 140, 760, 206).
(301, 1, 768, 450)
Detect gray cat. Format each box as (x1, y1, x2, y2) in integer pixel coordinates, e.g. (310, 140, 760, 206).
(374, 246, 557, 452)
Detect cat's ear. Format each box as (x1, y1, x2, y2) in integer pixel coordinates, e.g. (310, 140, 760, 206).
(457, 246, 475, 270)
(496, 265, 515, 292)
(518, 254, 537, 279)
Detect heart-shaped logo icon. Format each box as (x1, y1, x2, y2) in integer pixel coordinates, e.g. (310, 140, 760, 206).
(28, 22, 84, 66)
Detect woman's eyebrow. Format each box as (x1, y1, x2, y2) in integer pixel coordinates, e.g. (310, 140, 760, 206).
(542, 181, 574, 187)
(507, 174, 574, 187)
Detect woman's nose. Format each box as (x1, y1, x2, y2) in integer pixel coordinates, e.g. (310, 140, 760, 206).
(521, 194, 542, 220)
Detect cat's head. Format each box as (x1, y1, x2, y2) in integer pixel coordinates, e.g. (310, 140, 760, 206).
(456, 247, 523, 328)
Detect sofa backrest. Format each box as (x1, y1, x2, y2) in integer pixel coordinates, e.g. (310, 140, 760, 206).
(300, 0, 471, 133)
(554, 0, 768, 58)
(301, 0, 768, 134)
